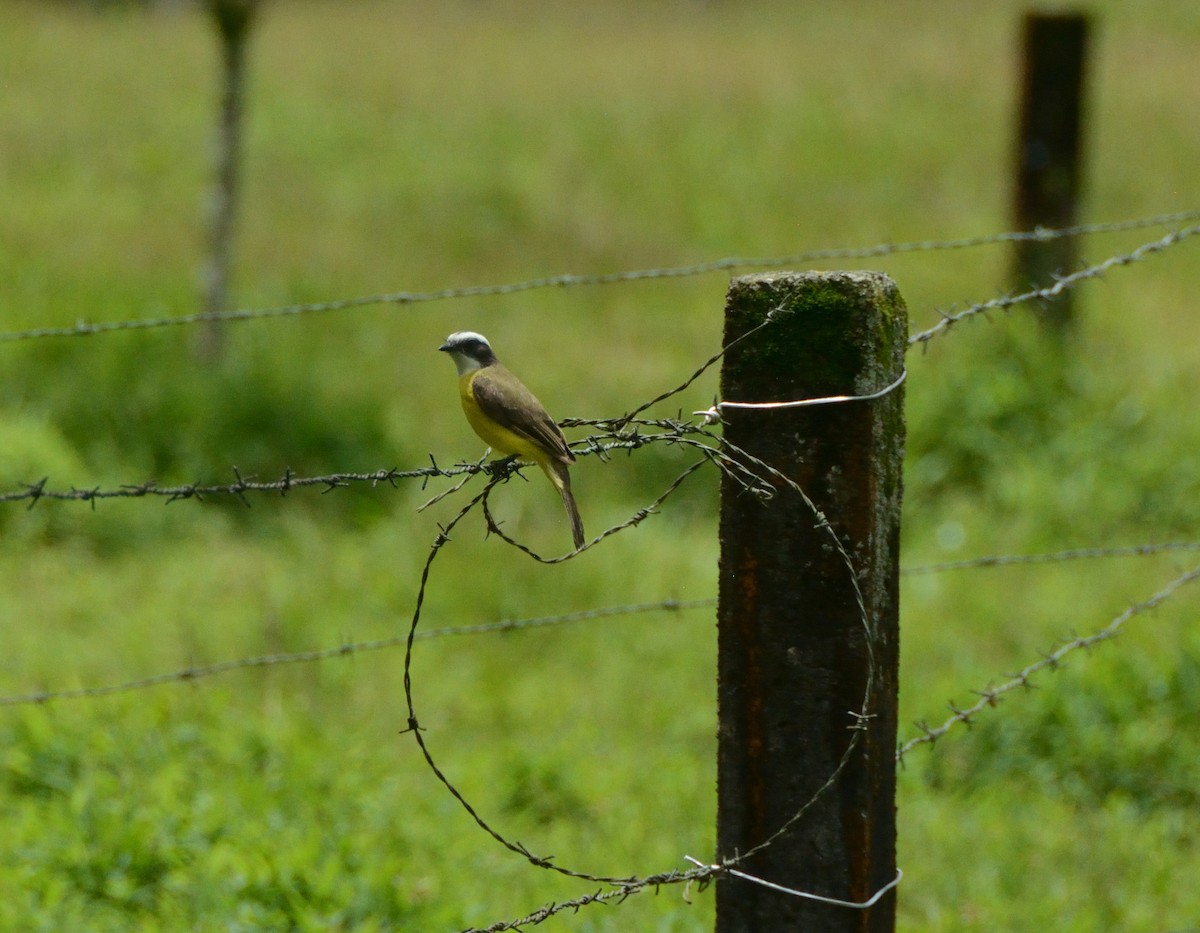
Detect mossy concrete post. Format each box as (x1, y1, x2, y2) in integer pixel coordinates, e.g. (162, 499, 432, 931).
(715, 272, 906, 932)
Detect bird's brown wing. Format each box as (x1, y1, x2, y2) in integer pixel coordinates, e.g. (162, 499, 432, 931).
(472, 365, 575, 464)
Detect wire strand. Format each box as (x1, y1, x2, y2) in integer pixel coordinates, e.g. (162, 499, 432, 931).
(2, 210, 1195, 345)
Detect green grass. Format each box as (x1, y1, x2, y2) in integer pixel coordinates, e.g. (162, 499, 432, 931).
(2, 0, 1199, 930)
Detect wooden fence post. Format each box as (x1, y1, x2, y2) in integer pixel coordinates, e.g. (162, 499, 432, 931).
(715, 271, 906, 932)
(1013, 11, 1091, 329)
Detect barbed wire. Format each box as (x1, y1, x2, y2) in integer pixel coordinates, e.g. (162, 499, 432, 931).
(400, 470, 664, 887)
(461, 860, 905, 933)
(1, 215, 1194, 515)
(0, 417, 716, 509)
(1, 209, 1195, 345)
(460, 866, 713, 933)
(896, 561, 1200, 763)
(0, 465, 455, 507)
(6, 538, 1195, 708)
(0, 427, 664, 508)
(909, 223, 1200, 346)
(5, 533, 1192, 708)
(0, 598, 712, 708)
(902, 540, 1200, 574)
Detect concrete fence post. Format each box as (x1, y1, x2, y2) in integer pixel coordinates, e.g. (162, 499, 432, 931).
(715, 271, 906, 932)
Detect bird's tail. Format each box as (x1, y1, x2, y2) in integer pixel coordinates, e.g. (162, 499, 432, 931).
(542, 459, 585, 550)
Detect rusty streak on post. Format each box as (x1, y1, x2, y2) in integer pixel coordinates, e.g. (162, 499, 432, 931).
(716, 272, 906, 932)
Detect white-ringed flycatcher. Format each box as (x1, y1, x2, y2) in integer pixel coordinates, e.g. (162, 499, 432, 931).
(439, 331, 585, 549)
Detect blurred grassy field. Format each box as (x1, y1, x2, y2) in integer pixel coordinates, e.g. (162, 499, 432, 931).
(2, 0, 1199, 930)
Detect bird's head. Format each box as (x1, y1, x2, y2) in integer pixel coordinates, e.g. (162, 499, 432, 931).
(439, 331, 498, 376)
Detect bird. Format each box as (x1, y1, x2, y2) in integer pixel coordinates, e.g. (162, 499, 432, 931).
(438, 331, 585, 550)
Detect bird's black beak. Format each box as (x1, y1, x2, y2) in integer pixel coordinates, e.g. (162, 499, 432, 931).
(437, 343, 451, 352)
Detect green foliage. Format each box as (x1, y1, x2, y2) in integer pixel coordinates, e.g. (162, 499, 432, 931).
(11, 330, 395, 484)
(2, 329, 399, 546)
(908, 314, 1200, 542)
(1, 704, 423, 931)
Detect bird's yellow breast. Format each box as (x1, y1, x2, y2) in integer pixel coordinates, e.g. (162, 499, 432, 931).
(458, 371, 546, 463)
